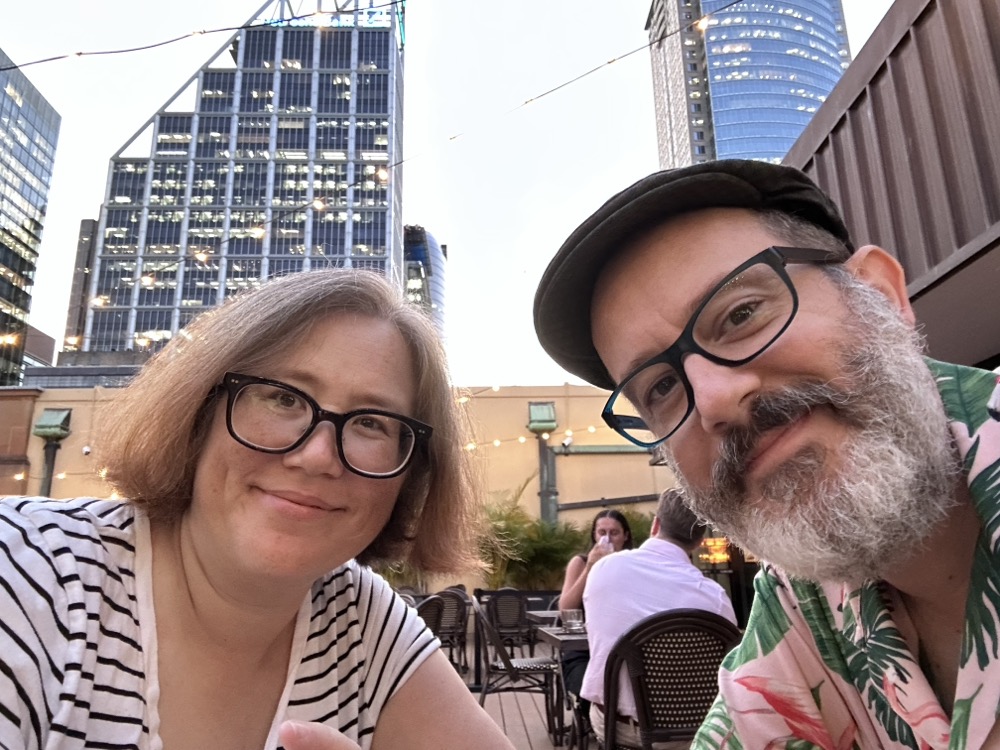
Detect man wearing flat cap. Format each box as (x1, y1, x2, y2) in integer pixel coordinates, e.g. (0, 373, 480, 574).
(533, 160, 1000, 749)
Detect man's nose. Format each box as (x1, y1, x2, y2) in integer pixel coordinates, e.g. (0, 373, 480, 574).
(683, 354, 760, 435)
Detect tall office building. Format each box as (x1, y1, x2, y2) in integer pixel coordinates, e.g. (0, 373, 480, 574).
(70, 0, 405, 355)
(403, 225, 446, 335)
(0, 47, 60, 384)
(646, 0, 850, 168)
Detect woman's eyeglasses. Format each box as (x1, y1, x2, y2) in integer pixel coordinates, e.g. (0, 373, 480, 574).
(218, 372, 432, 479)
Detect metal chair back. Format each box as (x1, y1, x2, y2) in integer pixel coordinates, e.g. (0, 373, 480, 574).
(471, 595, 566, 743)
(602, 609, 741, 749)
(486, 587, 533, 655)
(416, 594, 446, 636)
(435, 588, 470, 671)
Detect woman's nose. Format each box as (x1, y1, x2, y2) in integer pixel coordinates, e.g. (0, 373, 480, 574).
(282, 422, 348, 477)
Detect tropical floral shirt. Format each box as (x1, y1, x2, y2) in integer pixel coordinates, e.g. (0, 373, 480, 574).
(694, 361, 1000, 750)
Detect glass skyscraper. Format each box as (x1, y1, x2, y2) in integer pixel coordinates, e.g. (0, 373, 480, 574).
(647, 0, 849, 167)
(0, 47, 60, 384)
(403, 225, 446, 335)
(72, 0, 405, 355)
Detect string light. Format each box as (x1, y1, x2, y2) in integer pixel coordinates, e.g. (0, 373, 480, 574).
(0, 2, 407, 74)
(1, 0, 732, 183)
(19, 0, 736, 347)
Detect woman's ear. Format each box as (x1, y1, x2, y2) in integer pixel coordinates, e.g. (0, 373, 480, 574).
(844, 245, 916, 325)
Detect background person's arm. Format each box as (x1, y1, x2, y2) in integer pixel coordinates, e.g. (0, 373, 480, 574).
(560, 544, 613, 610)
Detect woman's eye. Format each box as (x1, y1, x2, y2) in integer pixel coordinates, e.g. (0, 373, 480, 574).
(356, 415, 390, 434)
(275, 392, 299, 408)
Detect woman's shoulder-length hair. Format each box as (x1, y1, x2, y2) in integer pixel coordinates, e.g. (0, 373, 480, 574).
(96, 269, 482, 574)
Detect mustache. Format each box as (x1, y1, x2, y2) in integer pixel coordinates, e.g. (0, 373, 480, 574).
(714, 381, 857, 486)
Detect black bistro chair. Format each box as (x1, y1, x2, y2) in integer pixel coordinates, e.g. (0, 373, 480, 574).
(416, 595, 446, 637)
(486, 587, 536, 657)
(472, 597, 565, 745)
(599, 609, 741, 750)
(435, 588, 470, 672)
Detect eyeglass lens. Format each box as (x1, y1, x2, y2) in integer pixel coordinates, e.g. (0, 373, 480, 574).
(613, 261, 795, 444)
(230, 383, 415, 475)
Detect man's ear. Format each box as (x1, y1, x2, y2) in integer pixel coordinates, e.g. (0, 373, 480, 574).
(650, 516, 661, 538)
(844, 245, 915, 325)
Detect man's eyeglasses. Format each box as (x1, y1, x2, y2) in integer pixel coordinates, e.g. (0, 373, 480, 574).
(218, 372, 432, 479)
(602, 246, 843, 448)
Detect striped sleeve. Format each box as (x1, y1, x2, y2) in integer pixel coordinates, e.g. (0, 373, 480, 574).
(355, 567, 439, 724)
(0, 497, 147, 750)
(286, 563, 439, 749)
(0, 498, 76, 750)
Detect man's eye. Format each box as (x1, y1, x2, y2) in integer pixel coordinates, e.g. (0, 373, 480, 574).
(649, 373, 679, 400)
(725, 302, 758, 328)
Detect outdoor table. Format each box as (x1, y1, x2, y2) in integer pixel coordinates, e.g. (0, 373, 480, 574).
(526, 609, 560, 625)
(537, 625, 589, 652)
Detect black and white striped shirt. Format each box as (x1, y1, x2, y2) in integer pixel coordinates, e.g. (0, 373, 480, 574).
(0, 497, 437, 750)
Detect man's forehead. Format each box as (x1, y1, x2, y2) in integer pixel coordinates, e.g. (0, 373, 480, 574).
(595, 207, 774, 300)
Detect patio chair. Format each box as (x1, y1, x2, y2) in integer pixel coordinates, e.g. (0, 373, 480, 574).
(472, 597, 566, 745)
(398, 592, 417, 607)
(435, 588, 470, 672)
(599, 609, 741, 750)
(416, 594, 446, 636)
(486, 587, 537, 657)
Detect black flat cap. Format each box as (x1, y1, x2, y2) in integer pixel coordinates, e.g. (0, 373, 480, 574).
(533, 159, 853, 390)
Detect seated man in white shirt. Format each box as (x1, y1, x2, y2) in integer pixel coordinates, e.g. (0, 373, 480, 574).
(581, 489, 737, 749)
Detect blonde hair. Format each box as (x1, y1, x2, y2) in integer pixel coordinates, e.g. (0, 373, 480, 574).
(97, 269, 482, 573)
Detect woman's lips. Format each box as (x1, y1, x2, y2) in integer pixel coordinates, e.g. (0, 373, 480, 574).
(260, 488, 341, 516)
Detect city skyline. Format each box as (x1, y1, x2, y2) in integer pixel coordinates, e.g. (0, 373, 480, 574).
(1, 0, 892, 386)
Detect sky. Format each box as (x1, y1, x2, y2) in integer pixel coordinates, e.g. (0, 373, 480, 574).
(2, 0, 894, 387)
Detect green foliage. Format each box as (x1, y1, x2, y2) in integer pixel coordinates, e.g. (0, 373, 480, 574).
(613, 505, 654, 547)
(506, 519, 588, 590)
(478, 475, 535, 589)
(373, 560, 426, 592)
(478, 479, 662, 591)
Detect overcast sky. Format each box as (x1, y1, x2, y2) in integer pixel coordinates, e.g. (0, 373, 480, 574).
(2, 0, 893, 386)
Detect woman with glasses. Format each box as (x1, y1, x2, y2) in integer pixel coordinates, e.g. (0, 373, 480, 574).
(0, 270, 514, 750)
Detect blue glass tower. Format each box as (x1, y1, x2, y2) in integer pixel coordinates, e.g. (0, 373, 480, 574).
(403, 225, 446, 335)
(0, 46, 60, 384)
(647, 0, 850, 167)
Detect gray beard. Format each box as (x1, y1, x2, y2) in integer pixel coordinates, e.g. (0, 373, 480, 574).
(666, 272, 962, 584)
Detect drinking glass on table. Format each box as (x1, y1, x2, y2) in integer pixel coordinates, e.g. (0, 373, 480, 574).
(560, 608, 585, 632)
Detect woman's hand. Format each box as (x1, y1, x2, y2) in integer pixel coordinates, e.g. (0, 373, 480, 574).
(279, 720, 361, 750)
(585, 537, 615, 567)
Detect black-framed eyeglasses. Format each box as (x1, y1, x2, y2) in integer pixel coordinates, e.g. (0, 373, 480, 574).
(602, 246, 843, 448)
(219, 372, 433, 479)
